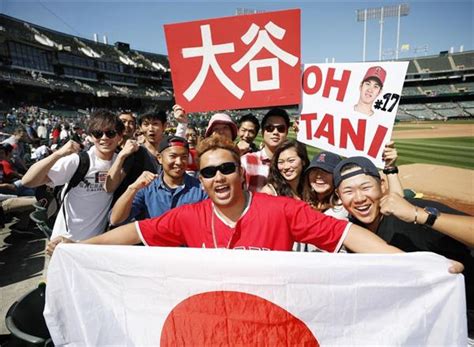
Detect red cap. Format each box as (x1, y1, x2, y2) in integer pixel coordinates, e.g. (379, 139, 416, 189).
(363, 66, 386, 85)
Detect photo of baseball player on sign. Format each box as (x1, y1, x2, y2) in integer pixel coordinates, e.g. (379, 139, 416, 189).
(298, 61, 409, 168)
(353, 65, 386, 117)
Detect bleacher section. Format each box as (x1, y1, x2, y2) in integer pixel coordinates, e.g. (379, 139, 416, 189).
(416, 55, 453, 72)
(451, 51, 474, 69)
(0, 14, 472, 120)
(0, 14, 172, 106)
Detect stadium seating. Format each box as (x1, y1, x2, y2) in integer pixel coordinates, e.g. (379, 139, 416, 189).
(402, 87, 423, 96)
(451, 51, 474, 69)
(422, 84, 454, 96)
(416, 55, 453, 72)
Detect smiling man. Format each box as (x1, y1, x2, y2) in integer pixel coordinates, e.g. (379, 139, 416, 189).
(353, 66, 385, 117)
(333, 156, 474, 338)
(109, 135, 207, 225)
(47, 135, 412, 258)
(22, 109, 124, 240)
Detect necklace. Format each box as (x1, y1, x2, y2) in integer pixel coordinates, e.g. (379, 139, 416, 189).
(211, 192, 250, 248)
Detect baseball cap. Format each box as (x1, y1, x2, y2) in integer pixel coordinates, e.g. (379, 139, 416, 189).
(205, 113, 238, 140)
(158, 135, 189, 153)
(305, 151, 341, 175)
(333, 156, 380, 188)
(363, 66, 386, 86)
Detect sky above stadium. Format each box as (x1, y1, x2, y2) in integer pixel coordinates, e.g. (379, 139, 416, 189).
(1, 0, 472, 63)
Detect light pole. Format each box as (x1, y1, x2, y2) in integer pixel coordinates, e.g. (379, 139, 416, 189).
(356, 4, 410, 62)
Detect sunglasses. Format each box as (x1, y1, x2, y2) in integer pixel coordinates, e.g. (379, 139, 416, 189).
(264, 124, 286, 133)
(91, 130, 118, 139)
(200, 162, 238, 179)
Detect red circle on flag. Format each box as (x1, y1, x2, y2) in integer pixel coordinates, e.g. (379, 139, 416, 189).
(160, 290, 319, 346)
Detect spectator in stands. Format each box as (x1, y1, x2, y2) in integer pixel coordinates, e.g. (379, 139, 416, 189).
(1, 126, 29, 173)
(241, 108, 290, 192)
(22, 109, 124, 240)
(109, 135, 207, 226)
(354, 66, 386, 117)
(185, 125, 199, 175)
(118, 111, 136, 147)
(51, 124, 61, 145)
(333, 156, 474, 339)
(37, 121, 48, 140)
(236, 113, 260, 155)
(60, 123, 71, 141)
(205, 113, 238, 141)
(47, 135, 411, 258)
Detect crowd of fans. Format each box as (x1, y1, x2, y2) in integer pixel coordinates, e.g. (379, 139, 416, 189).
(0, 103, 472, 341)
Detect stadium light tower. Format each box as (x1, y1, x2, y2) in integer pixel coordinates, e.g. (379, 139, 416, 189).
(356, 4, 410, 61)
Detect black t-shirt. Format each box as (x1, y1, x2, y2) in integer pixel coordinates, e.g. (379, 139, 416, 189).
(111, 145, 162, 207)
(353, 198, 473, 327)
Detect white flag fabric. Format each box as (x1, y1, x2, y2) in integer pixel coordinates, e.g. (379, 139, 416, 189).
(44, 245, 467, 346)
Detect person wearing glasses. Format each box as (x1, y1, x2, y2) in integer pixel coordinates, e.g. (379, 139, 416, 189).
(240, 108, 290, 192)
(46, 134, 410, 257)
(22, 109, 124, 240)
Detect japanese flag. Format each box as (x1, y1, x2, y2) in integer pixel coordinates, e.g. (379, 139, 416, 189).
(44, 245, 467, 345)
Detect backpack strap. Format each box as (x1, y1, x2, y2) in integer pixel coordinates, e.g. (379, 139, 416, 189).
(61, 151, 90, 232)
(63, 151, 90, 197)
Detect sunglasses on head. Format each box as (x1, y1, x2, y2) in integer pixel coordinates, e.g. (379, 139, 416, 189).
(91, 130, 118, 139)
(200, 162, 238, 179)
(264, 124, 286, 133)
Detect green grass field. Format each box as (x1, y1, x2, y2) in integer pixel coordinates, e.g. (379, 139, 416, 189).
(254, 133, 474, 170)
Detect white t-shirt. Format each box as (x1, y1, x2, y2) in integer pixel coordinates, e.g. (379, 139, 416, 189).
(48, 147, 116, 240)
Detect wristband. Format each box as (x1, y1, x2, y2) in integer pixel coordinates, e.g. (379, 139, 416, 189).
(383, 166, 399, 175)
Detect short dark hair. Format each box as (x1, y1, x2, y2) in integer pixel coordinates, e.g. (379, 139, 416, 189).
(138, 109, 167, 126)
(238, 113, 260, 133)
(261, 108, 290, 132)
(87, 109, 125, 135)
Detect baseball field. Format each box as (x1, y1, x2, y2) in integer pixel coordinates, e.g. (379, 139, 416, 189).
(257, 120, 474, 214)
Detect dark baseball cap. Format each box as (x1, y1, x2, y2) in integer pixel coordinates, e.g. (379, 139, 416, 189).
(158, 135, 189, 153)
(333, 156, 380, 188)
(305, 151, 341, 175)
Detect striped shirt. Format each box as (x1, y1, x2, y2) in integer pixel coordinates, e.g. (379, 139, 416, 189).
(240, 148, 271, 192)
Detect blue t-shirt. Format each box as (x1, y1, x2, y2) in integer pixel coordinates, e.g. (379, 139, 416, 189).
(128, 173, 207, 222)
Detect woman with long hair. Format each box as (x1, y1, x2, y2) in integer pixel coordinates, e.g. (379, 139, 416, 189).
(302, 151, 348, 220)
(261, 140, 309, 199)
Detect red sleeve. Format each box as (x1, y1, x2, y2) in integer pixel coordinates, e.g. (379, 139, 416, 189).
(136, 208, 187, 247)
(286, 199, 349, 253)
(0, 160, 14, 176)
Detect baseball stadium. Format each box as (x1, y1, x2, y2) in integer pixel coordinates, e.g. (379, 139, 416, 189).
(0, 4, 472, 346)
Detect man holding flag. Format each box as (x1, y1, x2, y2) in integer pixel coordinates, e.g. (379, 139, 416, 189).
(46, 135, 462, 275)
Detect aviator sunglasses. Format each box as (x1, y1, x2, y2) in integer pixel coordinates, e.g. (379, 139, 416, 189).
(91, 129, 118, 139)
(200, 162, 238, 179)
(264, 124, 286, 133)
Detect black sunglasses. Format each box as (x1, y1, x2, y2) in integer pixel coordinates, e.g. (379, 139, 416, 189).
(200, 162, 238, 179)
(91, 130, 118, 139)
(264, 124, 286, 133)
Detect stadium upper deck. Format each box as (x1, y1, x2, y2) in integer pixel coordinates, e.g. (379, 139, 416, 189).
(0, 14, 472, 119)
